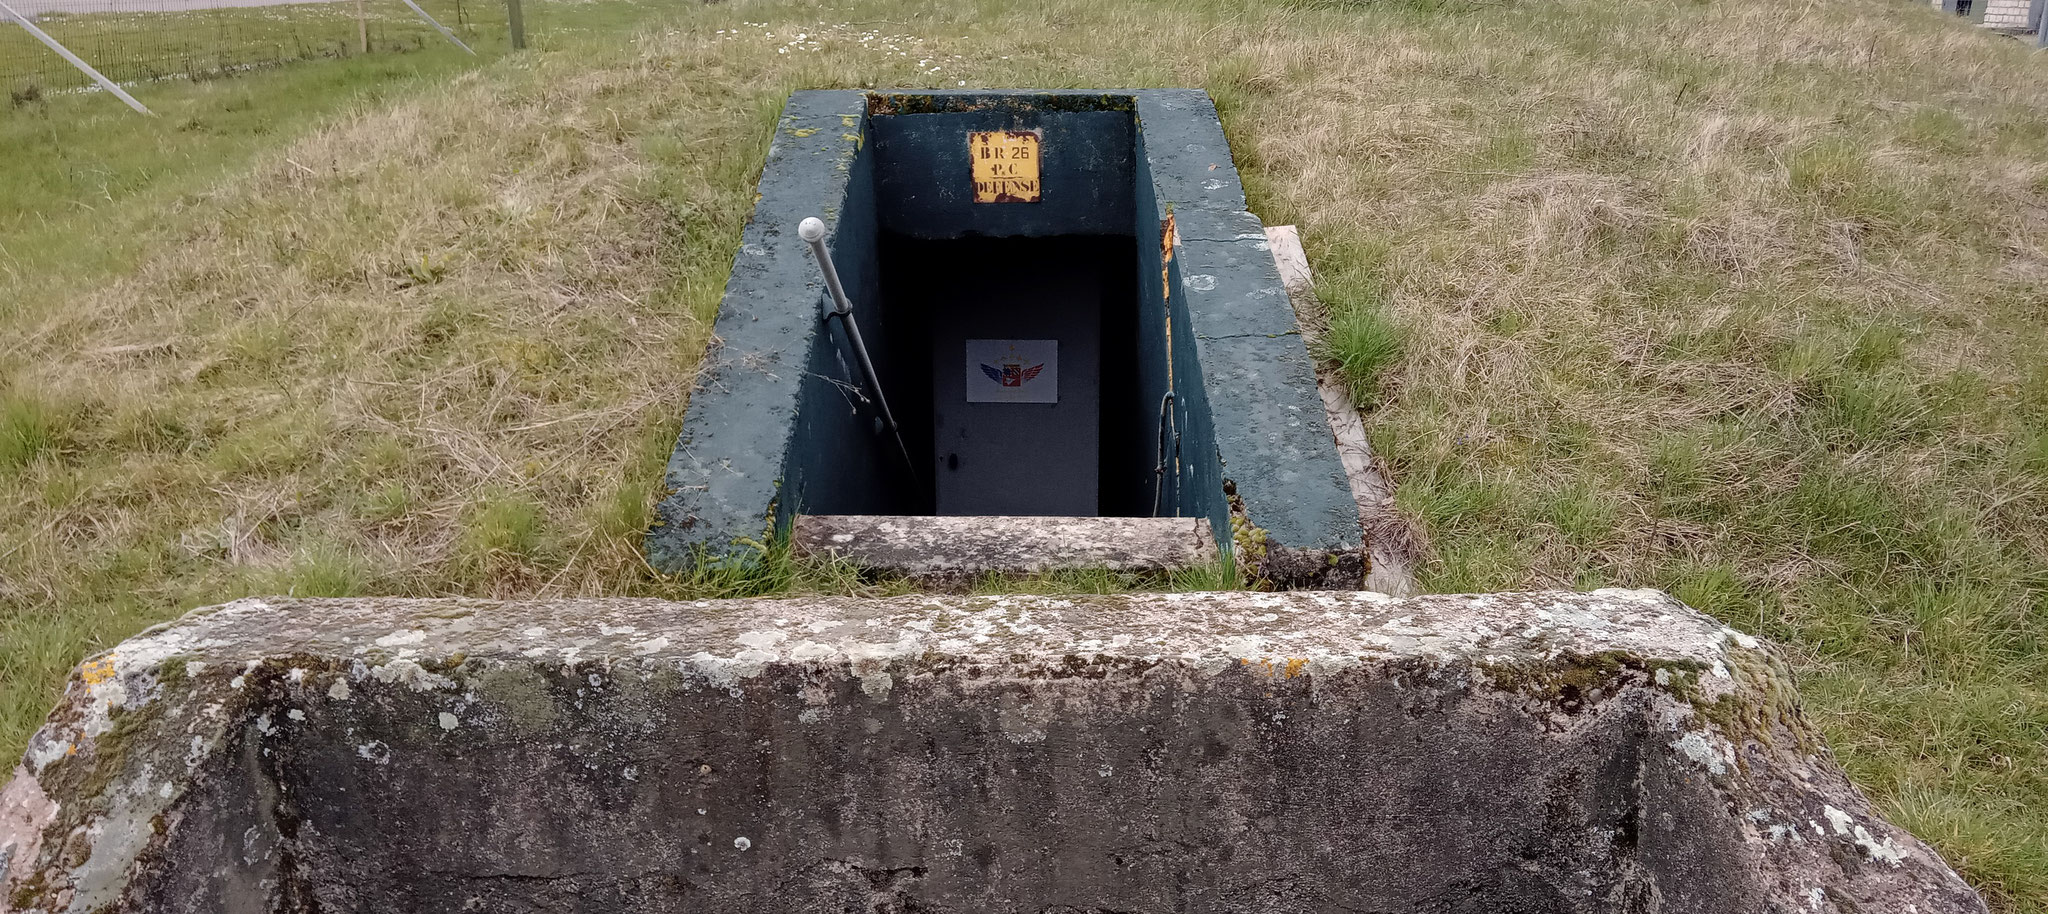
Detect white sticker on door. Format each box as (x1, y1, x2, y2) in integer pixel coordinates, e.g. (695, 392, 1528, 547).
(965, 339, 1058, 404)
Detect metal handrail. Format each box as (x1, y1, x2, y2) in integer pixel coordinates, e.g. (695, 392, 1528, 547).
(799, 217, 919, 479)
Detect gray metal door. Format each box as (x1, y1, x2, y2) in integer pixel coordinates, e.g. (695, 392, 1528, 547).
(930, 256, 1102, 516)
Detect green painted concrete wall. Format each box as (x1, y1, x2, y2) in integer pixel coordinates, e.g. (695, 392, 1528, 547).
(649, 90, 1360, 580)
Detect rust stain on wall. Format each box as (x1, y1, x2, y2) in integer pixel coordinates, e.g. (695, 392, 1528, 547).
(1160, 212, 1176, 299)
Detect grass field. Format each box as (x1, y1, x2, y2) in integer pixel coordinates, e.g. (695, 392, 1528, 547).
(2, 0, 2045, 907)
(0, 0, 496, 90)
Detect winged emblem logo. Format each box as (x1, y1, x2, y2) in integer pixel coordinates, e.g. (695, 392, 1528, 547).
(980, 361, 1046, 388)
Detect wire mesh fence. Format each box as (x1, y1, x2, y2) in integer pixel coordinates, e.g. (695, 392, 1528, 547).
(2, 0, 488, 92)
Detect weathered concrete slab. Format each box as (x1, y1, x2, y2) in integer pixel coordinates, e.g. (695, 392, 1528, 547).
(3, 591, 1985, 913)
(1264, 224, 1422, 598)
(791, 514, 1218, 582)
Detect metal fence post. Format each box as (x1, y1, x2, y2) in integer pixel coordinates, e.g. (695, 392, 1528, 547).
(506, 0, 524, 49)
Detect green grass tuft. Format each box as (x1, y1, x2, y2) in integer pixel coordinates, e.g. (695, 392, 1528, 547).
(0, 390, 70, 472)
(1321, 306, 1406, 407)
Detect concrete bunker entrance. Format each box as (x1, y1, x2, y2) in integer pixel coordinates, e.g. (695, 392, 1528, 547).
(647, 91, 1367, 584)
(812, 105, 1149, 518)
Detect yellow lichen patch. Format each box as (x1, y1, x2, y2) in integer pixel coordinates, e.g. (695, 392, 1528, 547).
(1284, 658, 1308, 678)
(80, 657, 116, 687)
(790, 127, 819, 137)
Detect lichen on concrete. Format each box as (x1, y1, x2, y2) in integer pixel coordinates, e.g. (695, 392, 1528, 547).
(1, 590, 1987, 913)
(790, 514, 1219, 583)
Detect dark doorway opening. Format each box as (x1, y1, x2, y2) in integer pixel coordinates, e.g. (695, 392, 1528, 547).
(876, 233, 1144, 518)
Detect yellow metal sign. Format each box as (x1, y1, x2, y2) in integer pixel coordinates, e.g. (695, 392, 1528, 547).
(970, 130, 1042, 203)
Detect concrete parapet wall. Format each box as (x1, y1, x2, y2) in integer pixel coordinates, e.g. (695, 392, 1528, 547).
(3, 591, 1985, 913)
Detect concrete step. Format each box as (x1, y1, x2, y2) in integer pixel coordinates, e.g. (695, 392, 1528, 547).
(791, 514, 1217, 581)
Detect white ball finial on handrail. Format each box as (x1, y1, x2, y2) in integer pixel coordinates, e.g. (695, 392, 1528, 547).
(798, 217, 826, 243)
